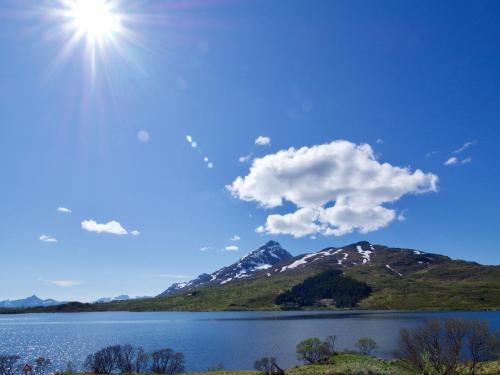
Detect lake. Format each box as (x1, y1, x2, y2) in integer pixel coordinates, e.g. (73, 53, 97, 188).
(0, 311, 498, 372)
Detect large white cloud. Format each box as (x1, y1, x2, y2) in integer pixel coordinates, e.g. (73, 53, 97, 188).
(81, 220, 128, 235)
(228, 140, 438, 237)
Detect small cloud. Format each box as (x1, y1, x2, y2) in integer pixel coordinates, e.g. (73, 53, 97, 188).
(376, 139, 384, 144)
(44, 279, 82, 287)
(137, 130, 150, 143)
(444, 157, 472, 166)
(255, 136, 271, 146)
(81, 220, 128, 235)
(200, 246, 212, 252)
(57, 207, 71, 213)
(224, 245, 239, 251)
(230, 235, 241, 241)
(397, 209, 408, 222)
(444, 157, 458, 166)
(130, 230, 141, 236)
(255, 226, 265, 234)
(426, 151, 439, 158)
(39, 234, 57, 243)
(454, 141, 477, 154)
(239, 153, 253, 163)
(186, 135, 193, 143)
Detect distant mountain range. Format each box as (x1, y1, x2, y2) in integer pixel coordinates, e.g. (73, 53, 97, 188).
(0, 295, 65, 308)
(2, 241, 499, 312)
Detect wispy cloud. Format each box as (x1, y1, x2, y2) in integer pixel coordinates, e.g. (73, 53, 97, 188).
(130, 230, 141, 236)
(81, 220, 128, 235)
(454, 141, 477, 154)
(137, 130, 150, 143)
(397, 209, 409, 222)
(238, 153, 253, 163)
(42, 279, 83, 287)
(57, 207, 72, 213)
(230, 235, 241, 241)
(444, 157, 472, 166)
(224, 245, 239, 251)
(255, 136, 271, 146)
(200, 246, 212, 252)
(39, 234, 57, 243)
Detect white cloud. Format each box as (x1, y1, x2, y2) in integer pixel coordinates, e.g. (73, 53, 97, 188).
(225, 245, 239, 251)
(255, 136, 271, 146)
(230, 235, 241, 241)
(57, 207, 71, 213)
(44, 279, 82, 287)
(39, 234, 57, 243)
(397, 209, 408, 222)
(444, 156, 472, 166)
(186, 135, 193, 143)
(239, 153, 253, 163)
(228, 140, 438, 238)
(454, 141, 477, 154)
(130, 230, 141, 236)
(137, 130, 150, 143)
(81, 220, 128, 235)
(200, 246, 212, 252)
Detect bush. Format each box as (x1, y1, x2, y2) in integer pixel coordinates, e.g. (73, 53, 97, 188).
(355, 337, 378, 356)
(395, 318, 500, 375)
(296, 338, 331, 364)
(254, 357, 284, 375)
(151, 349, 185, 374)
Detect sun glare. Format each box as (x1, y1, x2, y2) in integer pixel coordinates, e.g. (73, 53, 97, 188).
(68, 0, 122, 41)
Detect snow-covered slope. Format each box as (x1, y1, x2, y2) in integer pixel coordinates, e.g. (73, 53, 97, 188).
(0, 295, 65, 308)
(159, 241, 292, 296)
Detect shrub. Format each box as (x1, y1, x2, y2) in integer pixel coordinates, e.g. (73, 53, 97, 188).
(296, 338, 331, 364)
(34, 357, 51, 375)
(395, 319, 500, 375)
(151, 348, 185, 374)
(254, 357, 284, 375)
(355, 337, 378, 356)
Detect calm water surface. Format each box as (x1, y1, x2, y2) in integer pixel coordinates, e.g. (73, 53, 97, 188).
(0, 311, 498, 371)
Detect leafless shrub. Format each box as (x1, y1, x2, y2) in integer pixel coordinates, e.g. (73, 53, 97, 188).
(151, 349, 184, 375)
(395, 319, 499, 375)
(254, 357, 284, 375)
(34, 357, 51, 375)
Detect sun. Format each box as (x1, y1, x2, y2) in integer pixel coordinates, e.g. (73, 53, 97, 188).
(67, 0, 122, 42)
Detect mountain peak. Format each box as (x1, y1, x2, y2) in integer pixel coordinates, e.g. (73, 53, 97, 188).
(159, 241, 292, 297)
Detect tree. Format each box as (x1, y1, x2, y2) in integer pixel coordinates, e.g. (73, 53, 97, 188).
(84, 345, 120, 374)
(355, 337, 378, 356)
(466, 320, 499, 375)
(324, 335, 337, 354)
(116, 345, 136, 373)
(135, 347, 150, 373)
(395, 319, 499, 375)
(151, 349, 185, 375)
(254, 357, 284, 375)
(0, 356, 19, 375)
(296, 338, 330, 364)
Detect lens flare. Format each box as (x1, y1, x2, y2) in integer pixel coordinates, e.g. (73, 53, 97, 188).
(68, 0, 122, 42)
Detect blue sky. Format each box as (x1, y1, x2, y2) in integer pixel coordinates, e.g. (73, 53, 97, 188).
(0, 0, 499, 301)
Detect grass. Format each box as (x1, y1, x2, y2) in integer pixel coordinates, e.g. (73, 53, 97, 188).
(181, 353, 500, 374)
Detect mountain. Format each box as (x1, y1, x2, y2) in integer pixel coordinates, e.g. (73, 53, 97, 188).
(159, 240, 293, 296)
(6, 241, 499, 313)
(0, 295, 65, 308)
